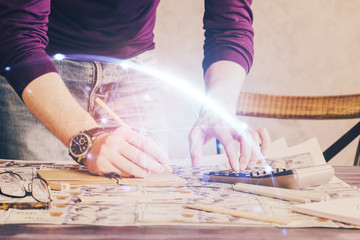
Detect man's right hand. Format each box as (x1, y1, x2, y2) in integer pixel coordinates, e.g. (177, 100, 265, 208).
(84, 126, 170, 177)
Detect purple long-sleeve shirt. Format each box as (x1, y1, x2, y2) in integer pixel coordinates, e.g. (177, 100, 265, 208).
(0, 0, 254, 98)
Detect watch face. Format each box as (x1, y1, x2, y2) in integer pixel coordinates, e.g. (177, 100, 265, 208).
(69, 133, 92, 158)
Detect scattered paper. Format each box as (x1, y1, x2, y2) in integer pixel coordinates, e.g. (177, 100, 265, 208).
(0, 138, 359, 228)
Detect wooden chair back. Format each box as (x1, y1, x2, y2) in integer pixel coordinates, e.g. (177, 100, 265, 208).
(236, 92, 360, 165)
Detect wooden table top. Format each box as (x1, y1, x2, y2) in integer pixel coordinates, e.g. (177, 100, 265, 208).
(0, 166, 359, 240)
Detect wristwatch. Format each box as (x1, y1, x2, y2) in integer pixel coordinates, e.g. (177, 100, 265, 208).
(68, 127, 116, 165)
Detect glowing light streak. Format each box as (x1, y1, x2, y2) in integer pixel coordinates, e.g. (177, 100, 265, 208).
(52, 54, 269, 168)
(53, 53, 66, 61)
(119, 60, 248, 134)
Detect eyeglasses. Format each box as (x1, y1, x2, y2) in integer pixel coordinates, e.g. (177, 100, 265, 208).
(0, 172, 52, 210)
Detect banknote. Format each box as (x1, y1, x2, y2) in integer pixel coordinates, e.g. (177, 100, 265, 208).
(1, 137, 360, 228)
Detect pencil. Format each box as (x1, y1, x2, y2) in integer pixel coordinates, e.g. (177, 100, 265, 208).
(95, 97, 129, 127)
(95, 97, 172, 172)
(186, 203, 292, 225)
(233, 183, 329, 204)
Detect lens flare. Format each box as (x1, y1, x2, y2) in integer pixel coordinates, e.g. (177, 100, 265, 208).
(53, 53, 66, 61)
(101, 118, 108, 124)
(265, 165, 273, 172)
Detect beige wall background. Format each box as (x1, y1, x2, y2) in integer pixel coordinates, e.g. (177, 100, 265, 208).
(154, 0, 360, 165)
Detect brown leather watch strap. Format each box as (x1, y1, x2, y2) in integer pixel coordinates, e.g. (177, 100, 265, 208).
(84, 126, 119, 139)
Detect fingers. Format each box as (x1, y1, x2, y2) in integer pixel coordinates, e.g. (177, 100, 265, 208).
(86, 127, 169, 177)
(246, 129, 263, 169)
(109, 150, 152, 178)
(258, 127, 271, 154)
(84, 150, 135, 178)
(188, 126, 205, 167)
(238, 132, 252, 171)
(83, 155, 124, 176)
(112, 138, 165, 174)
(230, 127, 270, 170)
(117, 127, 170, 172)
(214, 128, 240, 171)
(121, 127, 170, 169)
(189, 118, 270, 172)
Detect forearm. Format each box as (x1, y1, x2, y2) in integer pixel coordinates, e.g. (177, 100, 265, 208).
(22, 72, 169, 176)
(204, 60, 246, 114)
(190, 60, 269, 171)
(22, 72, 99, 147)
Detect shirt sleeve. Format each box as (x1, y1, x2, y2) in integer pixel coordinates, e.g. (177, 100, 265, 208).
(203, 0, 254, 74)
(0, 0, 58, 99)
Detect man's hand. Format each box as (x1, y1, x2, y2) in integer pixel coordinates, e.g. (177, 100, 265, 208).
(189, 110, 270, 171)
(188, 60, 271, 171)
(84, 126, 170, 177)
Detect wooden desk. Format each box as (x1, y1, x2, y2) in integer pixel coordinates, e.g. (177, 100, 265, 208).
(0, 166, 359, 240)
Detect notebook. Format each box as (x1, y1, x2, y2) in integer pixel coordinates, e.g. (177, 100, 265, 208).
(37, 169, 187, 189)
(292, 197, 360, 226)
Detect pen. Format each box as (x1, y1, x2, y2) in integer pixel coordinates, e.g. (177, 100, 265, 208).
(95, 97, 172, 172)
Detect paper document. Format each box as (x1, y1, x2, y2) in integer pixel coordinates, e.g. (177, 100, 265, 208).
(292, 197, 360, 226)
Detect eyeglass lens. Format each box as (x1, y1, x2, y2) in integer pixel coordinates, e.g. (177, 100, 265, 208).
(0, 172, 25, 197)
(0, 172, 50, 202)
(32, 178, 50, 202)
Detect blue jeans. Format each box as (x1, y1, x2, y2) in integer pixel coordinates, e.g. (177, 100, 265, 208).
(0, 51, 168, 161)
